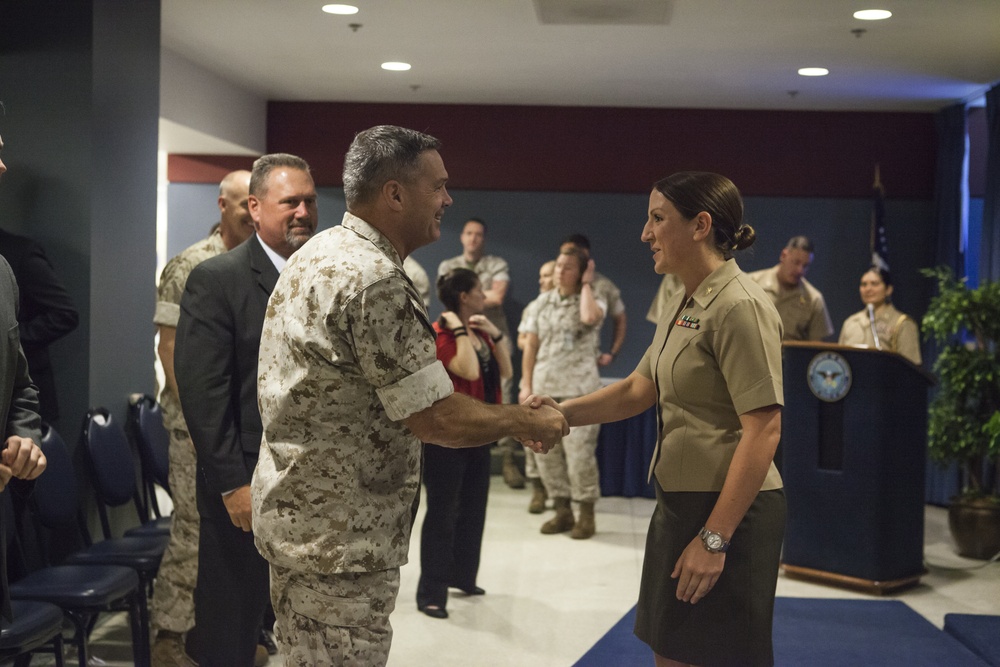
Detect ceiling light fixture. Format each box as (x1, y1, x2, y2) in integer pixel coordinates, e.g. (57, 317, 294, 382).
(853, 9, 892, 20)
(381, 62, 411, 71)
(322, 4, 359, 15)
(798, 67, 829, 77)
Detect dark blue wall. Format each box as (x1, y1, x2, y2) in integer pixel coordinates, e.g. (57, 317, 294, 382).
(167, 182, 934, 380)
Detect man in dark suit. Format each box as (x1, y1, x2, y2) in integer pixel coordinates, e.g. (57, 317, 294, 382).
(0, 228, 79, 427)
(0, 137, 48, 623)
(174, 153, 317, 666)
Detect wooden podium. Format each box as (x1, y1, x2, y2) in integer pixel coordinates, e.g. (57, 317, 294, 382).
(779, 342, 934, 594)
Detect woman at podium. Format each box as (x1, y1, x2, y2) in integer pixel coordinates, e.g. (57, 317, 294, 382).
(838, 267, 921, 365)
(523, 172, 785, 667)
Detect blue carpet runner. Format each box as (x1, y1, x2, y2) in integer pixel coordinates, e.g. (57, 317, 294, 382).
(574, 598, 996, 666)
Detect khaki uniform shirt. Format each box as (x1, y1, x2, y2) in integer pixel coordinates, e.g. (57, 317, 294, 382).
(638, 259, 784, 492)
(437, 254, 510, 336)
(154, 230, 227, 430)
(646, 273, 685, 324)
(252, 212, 454, 575)
(522, 289, 606, 398)
(747, 265, 833, 341)
(838, 303, 922, 365)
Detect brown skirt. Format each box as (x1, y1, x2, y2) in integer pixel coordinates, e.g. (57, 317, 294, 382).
(634, 485, 786, 667)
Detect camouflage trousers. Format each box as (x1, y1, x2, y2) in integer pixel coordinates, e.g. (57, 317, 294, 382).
(151, 425, 200, 634)
(535, 421, 601, 503)
(270, 565, 399, 667)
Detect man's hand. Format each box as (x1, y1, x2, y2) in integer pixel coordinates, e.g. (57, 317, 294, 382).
(222, 485, 254, 532)
(518, 403, 568, 454)
(2, 436, 47, 481)
(597, 352, 613, 367)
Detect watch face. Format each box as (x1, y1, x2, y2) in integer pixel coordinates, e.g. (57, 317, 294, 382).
(705, 533, 724, 550)
(807, 352, 853, 403)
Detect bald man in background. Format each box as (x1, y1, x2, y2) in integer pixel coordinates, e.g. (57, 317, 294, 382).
(151, 170, 256, 667)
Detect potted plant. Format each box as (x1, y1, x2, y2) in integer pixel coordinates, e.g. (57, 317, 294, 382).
(921, 266, 1000, 560)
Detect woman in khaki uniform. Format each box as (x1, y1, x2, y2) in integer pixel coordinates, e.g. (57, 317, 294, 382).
(524, 172, 785, 666)
(838, 267, 921, 365)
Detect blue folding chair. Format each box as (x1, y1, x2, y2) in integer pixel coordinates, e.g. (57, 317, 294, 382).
(5, 487, 143, 667)
(81, 408, 170, 540)
(127, 394, 171, 520)
(0, 599, 66, 666)
(11, 422, 162, 666)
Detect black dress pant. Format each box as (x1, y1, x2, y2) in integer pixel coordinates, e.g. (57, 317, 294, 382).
(190, 476, 271, 667)
(416, 443, 491, 609)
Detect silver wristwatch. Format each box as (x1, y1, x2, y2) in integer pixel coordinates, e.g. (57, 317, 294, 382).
(698, 526, 730, 553)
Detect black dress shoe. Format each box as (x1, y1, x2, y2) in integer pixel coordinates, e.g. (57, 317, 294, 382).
(456, 586, 486, 596)
(418, 604, 449, 619)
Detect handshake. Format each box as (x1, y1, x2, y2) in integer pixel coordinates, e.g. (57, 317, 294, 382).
(515, 393, 567, 454)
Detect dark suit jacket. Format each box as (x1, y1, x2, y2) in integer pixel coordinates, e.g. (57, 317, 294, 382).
(0, 230, 79, 422)
(0, 256, 42, 622)
(174, 236, 278, 519)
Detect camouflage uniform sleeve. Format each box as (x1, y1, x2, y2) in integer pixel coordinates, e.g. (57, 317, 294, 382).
(347, 277, 453, 422)
(155, 255, 188, 327)
(490, 256, 511, 284)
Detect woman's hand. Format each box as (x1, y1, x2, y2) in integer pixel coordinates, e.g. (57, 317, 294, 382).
(671, 536, 725, 604)
(468, 314, 500, 339)
(440, 310, 463, 330)
(581, 259, 596, 286)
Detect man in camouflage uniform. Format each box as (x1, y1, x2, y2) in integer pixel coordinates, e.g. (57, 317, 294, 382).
(251, 125, 568, 666)
(151, 170, 252, 666)
(437, 218, 525, 487)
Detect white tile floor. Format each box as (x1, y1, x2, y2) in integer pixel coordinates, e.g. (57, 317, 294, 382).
(45, 478, 1000, 666)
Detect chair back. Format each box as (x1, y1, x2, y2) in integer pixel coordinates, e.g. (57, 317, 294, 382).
(33, 423, 82, 530)
(81, 408, 145, 539)
(128, 394, 171, 517)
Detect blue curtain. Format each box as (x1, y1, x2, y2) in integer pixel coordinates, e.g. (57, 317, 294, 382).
(925, 103, 968, 504)
(980, 84, 1000, 283)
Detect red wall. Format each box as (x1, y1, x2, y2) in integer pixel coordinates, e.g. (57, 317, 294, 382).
(170, 102, 938, 199)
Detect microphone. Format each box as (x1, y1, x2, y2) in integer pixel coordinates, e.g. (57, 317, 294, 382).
(867, 303, 882, 350)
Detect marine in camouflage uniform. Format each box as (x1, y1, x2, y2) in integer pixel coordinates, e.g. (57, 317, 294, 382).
(252, 213, 455, 665)
(152, 230, 226, 637)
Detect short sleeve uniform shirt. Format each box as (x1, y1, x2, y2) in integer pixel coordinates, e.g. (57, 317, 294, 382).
(638, 260, 784, 492)
(747, 265, 833, 342)
(522, 289, 606, 398)
(154, 230, 227, 429)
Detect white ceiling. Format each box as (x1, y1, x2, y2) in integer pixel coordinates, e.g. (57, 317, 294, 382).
(162, 0, 999, 115)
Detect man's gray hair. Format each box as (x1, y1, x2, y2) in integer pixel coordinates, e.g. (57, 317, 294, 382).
(250, 153, 310, 198)
(343, 125, 441, 208)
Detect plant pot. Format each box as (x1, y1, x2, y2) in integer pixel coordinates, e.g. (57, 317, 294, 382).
(948, 497, 1000, 560)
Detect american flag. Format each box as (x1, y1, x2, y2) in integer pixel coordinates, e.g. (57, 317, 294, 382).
(870, 165, 889, 271)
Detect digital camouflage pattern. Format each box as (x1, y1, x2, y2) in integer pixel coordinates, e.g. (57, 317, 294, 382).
(534, 421, 601, 502)
(592, 270, 625, 318)
(521, 289, 605, 398)
(252, 212, 453, 577)
(151, 230, 225, 634)
(269, 564, 398, 667)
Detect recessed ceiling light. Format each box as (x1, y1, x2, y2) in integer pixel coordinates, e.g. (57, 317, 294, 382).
(798, 67, 829, 77)
(853, 9, 892, 20)
(322, 4, 359, 15)
(381, 62, 411, 72)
